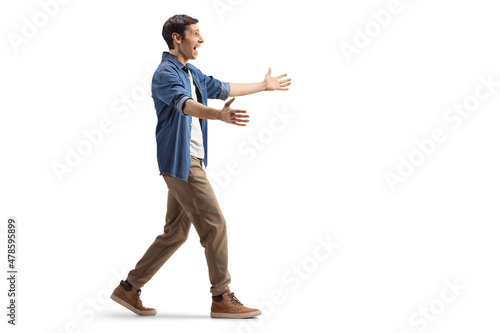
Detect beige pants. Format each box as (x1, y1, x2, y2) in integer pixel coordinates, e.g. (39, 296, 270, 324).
(126, 155, 231, 296)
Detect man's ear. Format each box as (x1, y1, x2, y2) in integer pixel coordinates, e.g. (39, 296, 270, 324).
(171, 32, 181, 46)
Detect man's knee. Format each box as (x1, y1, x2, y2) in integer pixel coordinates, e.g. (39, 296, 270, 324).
(157, 225, 191, 245)
(199, 220, 227, 244)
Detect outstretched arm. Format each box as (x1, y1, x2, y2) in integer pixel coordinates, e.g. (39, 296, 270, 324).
(229, 68, 291, 97)
(183, 98, 249, 126)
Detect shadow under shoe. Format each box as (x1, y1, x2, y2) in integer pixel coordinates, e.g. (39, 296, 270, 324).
(110, 280, 157, 316)
(211, 290, 262, 319)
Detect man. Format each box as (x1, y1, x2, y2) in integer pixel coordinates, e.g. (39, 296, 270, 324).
(110, 14, 291, 319)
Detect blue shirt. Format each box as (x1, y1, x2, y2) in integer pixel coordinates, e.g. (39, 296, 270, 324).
(152, 52, 230, 181)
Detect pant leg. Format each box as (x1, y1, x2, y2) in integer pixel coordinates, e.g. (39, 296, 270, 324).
(126, 189, 191, 289)
(163, 155, 231, 296)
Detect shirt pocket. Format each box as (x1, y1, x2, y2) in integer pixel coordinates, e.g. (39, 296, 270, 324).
(196, 77, 207, 92)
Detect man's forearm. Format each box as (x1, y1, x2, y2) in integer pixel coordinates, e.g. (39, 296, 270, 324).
(182, 98, 221, 120)
(229, 82, 266, 97)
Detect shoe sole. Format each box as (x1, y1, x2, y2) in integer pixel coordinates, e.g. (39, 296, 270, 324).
(210, 310, 262, 319)
(110, 293, 157, 316)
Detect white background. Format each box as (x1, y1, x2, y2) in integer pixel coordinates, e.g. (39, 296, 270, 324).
(1, 0, 500, 332)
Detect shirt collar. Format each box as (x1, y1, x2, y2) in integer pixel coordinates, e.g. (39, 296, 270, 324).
(162, 51, 190, 73)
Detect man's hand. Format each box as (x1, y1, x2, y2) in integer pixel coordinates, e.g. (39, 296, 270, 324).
(220, 97, 249, 126)
(263, 67, 291, 91)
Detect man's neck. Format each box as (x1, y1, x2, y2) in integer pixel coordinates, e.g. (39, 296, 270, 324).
(170, 49, 188, 65)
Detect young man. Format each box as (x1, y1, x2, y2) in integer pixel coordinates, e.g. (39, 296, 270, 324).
(110, 14, 291, 319)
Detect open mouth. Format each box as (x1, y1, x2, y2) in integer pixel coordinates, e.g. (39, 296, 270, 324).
(194, 46, 199, 55)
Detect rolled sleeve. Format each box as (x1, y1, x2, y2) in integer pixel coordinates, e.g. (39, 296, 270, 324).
(176, 96, 192, 114)
(218, 81, 230, 100)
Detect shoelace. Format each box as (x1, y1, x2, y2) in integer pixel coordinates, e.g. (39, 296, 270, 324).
(227, 292, 244, 307)
(135, 289, 144, 308)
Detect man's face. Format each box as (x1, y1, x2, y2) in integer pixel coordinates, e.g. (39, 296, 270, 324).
(177, 24, 204, 60)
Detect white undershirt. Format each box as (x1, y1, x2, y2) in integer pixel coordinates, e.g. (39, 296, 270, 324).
(187, 69, 205, 159)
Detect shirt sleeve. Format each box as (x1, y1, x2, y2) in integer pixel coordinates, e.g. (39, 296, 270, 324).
(153, 67, 192, 115)
(199, 71, 230, 101)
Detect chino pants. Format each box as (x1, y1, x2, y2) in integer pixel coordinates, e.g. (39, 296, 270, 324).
(126, 155, 231, 296)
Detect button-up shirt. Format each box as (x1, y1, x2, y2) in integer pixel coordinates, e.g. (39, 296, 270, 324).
(152, 52, 230, 181)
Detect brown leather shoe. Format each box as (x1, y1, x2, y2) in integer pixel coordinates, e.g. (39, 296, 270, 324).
(210, 290, 261, 318)
(110, 280, 157, 316)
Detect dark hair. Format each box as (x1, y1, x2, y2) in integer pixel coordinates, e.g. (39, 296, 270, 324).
(162, 14, 199, 50)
